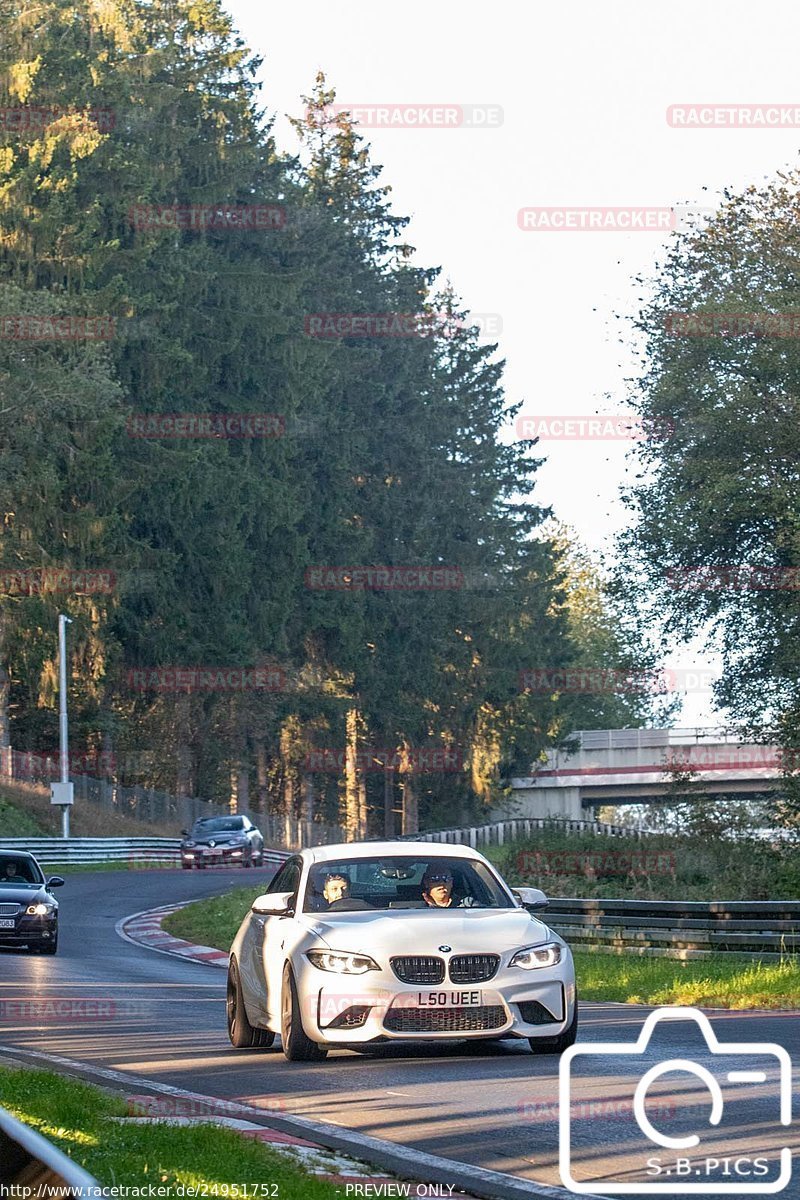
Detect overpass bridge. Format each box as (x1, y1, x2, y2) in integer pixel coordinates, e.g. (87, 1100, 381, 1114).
(501, 727, 783, 820)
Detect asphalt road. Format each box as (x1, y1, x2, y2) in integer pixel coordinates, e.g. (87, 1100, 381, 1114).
(0, 868, 797, 1199)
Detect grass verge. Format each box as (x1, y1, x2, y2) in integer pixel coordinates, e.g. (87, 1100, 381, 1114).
(163, 888, 800, 1009)
(162, 885, 263, 948)
(0, 1066, 338, 1196)
(573, 951, 800, 1008)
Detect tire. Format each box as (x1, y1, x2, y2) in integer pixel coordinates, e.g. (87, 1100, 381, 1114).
(196, 859, 206, 870)
(280, 964, 327, 1062)
(244, 856, 253, 869)
(181, 862, 192, 870)
(226, 959, 275, 1049)
(529, 996, 578, 1055)
(35, 934, 58, 956)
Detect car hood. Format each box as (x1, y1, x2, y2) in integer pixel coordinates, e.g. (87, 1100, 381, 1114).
(0, 884, 52, 904)
(301, 907, 553, 955)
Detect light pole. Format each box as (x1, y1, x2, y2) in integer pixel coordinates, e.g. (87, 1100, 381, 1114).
(51, 614, 74, 838)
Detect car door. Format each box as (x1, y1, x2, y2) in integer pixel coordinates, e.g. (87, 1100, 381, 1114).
(262, 857, 303, 1026)
(244, 857, 302, 1028)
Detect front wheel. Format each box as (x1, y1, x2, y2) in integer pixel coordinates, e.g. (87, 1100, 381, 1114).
(529, 996, 578, 1055)
(227, 959, 275, 1049)
(35, 935, 58, 956)
(280, 964, 327, 1062)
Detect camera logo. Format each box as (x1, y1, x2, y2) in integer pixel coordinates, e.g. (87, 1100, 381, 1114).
(559, 1007, 792, 1194)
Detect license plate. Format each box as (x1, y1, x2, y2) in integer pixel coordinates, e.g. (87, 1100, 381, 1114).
(415, 990, 482, 1008)
(0, 919, 15, 929)
(205, 848, 222, 855)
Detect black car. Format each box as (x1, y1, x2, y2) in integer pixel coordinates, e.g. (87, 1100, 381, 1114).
(0, 851, 63, 954)
(180, 815, 264, 869)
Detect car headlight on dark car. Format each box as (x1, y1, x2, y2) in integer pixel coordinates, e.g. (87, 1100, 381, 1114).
(26, 903, 55, 916)
(306, 950, 380, 975)
(509, 942, 562, 970)
(183, 841, 195, 848)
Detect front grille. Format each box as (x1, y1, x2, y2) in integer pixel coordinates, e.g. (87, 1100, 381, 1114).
(328, 1005, 371, 1030)
(0, 904, 20, 917)
(390, 956, 445, 984)
(518, 1000, 560, 1025)
(384, 1005, 507, 1034)
(449, 954, 499, 983)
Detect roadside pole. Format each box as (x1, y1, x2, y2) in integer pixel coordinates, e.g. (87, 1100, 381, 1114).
(50, 613, 74, 837)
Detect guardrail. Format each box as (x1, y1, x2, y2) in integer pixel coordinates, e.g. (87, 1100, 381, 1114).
(407, 817, 651, 848)
(0, 837, 289, 867)
(541, 898, 800, 959)
(0, 1102, 99, 1194)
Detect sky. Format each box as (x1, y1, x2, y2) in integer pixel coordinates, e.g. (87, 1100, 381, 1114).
(224, 0, 800, 726)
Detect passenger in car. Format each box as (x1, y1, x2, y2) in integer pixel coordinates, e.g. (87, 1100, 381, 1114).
(421, 867, 480, 908)
(322, 873, 350, 906)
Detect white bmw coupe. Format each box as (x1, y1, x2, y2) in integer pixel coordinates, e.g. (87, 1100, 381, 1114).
(227, 840, 577, 1062)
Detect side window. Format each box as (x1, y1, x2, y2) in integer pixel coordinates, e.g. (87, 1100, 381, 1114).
(268, 858, 302, 898)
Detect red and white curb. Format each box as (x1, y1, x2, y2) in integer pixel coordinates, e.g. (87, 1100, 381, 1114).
(116, 902, 229, 968)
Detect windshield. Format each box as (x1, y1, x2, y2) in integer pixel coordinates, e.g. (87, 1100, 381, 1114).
(191, 818, 244, 834)
(302, 855, 513, 913)
(0, 857, 44, 886)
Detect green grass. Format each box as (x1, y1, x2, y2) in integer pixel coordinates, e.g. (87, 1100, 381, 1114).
(162, 885, 263, 949)
(0, 797, 47, 837)
(573, 951, 800, 1009)
(0, 1066, 339, 1196)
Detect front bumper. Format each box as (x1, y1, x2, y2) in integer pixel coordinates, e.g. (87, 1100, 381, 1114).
(0, 916, 58, 948)
(182, 845, 247, 865)
(293, 955, 576, 1043)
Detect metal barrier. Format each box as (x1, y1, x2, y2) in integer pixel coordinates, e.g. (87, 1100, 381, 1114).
(0, 837, 289, 867)
(541, 897, 800, 959)
(406, 817, 651, 848)
(0, 1102, 99, 1194)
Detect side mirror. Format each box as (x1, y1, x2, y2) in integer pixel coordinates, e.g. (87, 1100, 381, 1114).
(180, 829, 190, 837)
(512, 886, 548, 911)
(46, 876, 65, 889)
(251, 891, 294, 916)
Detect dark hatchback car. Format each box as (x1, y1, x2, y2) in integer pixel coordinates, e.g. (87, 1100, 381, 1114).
(180, 815, 264, 869)
(0, 851, 63, 954)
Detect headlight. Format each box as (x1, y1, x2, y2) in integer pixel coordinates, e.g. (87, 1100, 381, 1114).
(183, 841, 195, 847)
(509, 942, 562, 970)
(26, 903, 55, 916)
(306, 950, 380, 975)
